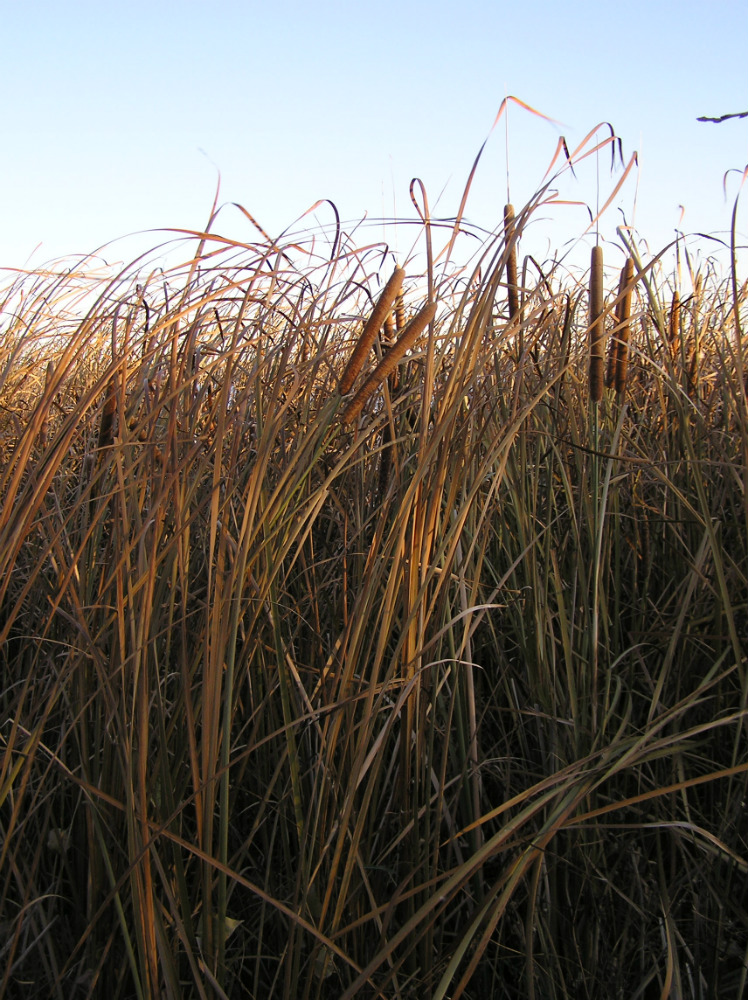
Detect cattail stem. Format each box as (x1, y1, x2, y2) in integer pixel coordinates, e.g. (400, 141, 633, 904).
(589, 245, 605, 403)
(339, 267, 405, 395)
(341, 300, 436, 427)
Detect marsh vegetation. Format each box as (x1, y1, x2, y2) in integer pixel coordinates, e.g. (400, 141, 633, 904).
(1, 131, 747, 998)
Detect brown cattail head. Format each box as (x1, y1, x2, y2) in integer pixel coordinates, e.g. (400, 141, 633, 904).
(614, 257, 635, 396)
(339, 267, 405, 395)
(395, 291, 405, 332)
(669, 290, 681, 357)
(504, 204, 520, 321)
(383, 309, 396, 342)
(589, 245, 605, 403)
(341, 300, 436, 427)
(687, 278, 702, 398)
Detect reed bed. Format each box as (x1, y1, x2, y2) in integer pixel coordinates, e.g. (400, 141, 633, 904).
(1, 181, 747, 1000)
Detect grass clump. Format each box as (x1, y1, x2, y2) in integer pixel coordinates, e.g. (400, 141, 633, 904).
(1, 158, 747, 1000)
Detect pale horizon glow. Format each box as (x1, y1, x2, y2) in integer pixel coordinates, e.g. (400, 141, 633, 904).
(3, 0, 747, 277)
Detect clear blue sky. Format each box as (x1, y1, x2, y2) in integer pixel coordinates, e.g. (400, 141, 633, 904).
(3, 0, 746, 272)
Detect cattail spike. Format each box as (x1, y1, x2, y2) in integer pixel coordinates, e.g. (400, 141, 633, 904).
(614, 257, 635, 396)
(504, 204, 520, 322)
(669, 290, 681, 357)
(339, 267, 405, 395)
(614, 258, 635, 395)
(383, 309, 396, 341)
(589, 245, 605, 403)
(342, 300, 436, 427)
(395, 292, 405, 331)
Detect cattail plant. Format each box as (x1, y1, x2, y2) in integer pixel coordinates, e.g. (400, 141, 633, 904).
(339, 267, 405, 395)
(669, 289, 681, 357)
(589, 244, 605, 402)
(605, 256, 635, 396)
(341, 299, 436, 426)
(687, 274, 703, 397)
(504, 203, 520, 322)
(383, 307, 396, 341)
(395, 290, 405, 331)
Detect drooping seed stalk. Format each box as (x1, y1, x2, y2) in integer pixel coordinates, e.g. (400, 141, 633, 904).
(341, 300, 437, 427)
(339, 266, 405, 395)
(589, 245, 605, 403)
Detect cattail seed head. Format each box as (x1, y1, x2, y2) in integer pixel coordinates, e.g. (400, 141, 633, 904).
(614, 257, 635, 396)
(341, 300, 436, 427)
(395, 292, 405, 332)
(339, 267, 405, 395)
(504, 204, 520, 321)
(669, 290, 681, 357)
(589, 245, 605, 403)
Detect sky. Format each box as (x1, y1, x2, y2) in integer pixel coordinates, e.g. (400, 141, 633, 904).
(2, 0, 747, 276)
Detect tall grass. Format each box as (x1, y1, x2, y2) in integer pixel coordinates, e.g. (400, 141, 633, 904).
(1, 169, 747, 1000)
